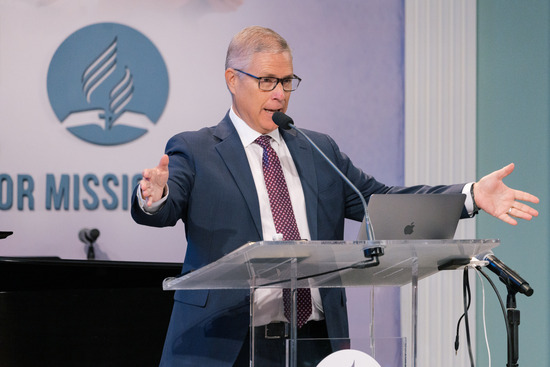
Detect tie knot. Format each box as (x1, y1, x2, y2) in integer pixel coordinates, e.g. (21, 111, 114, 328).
(254, 135, 271, 150)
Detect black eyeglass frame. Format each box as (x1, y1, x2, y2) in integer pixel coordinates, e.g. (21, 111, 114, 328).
(234, 69, 302, 92)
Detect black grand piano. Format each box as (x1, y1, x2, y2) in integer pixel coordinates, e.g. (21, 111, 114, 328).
(0, 253, 181, 366)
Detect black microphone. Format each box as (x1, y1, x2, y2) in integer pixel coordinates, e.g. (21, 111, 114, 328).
(272, 111, 375, 241)
(79, 228, 100, 244)
(475, 251, 533, 296)
(273, 111, 294, 130)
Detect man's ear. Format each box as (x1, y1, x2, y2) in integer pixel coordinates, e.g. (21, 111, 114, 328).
(225, 68, 237, 95)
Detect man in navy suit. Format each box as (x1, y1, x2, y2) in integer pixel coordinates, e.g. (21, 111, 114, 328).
(132, 26, 539, 366)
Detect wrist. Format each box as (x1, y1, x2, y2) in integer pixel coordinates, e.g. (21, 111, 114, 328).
(470, 183, 480, 214)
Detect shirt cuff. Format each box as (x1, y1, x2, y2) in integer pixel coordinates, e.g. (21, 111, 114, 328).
(137, 184, 169, 214)
(462, 182, 476, 217)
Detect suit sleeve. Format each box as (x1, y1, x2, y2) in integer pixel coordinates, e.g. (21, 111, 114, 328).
(323, 134, 467, 221)
(131, 133, 195, 227)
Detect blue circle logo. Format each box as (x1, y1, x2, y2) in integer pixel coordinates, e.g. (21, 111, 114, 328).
(47, 23, 169, 146)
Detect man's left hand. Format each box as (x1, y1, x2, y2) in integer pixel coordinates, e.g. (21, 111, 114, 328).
(473, 163, 539, 225)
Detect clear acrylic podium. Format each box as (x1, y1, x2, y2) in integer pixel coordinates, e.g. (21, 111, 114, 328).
(163, 239, 498, 367)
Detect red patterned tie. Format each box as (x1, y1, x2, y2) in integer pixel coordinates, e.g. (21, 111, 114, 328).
(255, 135, 312, 328)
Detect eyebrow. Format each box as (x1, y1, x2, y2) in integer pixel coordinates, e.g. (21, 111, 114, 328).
(261, 72, 295, 79)
(256, 72, 296, 79)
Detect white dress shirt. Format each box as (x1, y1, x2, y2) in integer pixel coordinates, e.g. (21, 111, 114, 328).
(229, 107, 324, 326)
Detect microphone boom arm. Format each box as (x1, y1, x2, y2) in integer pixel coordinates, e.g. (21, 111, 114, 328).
(286, 122, 375, 241)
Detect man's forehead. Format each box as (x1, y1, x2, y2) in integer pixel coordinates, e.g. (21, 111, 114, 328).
(249, 52, 294, 73)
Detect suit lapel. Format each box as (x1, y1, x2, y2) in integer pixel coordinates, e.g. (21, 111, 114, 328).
(281, 128, 319, 240)
(213, 115, 263, 239)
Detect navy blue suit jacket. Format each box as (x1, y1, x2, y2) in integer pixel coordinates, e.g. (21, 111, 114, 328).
(131, 112, 466, 366)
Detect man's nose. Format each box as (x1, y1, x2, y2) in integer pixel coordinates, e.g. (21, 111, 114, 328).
(271, 81, 286, 99)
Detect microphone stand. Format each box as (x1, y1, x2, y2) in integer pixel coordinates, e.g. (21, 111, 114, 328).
(87, 243, 96, 260)
(285, 121, 376, 241)
(481, 253, 532, 367)
(506, 288, 520, 367)
(272, 112, 383, 365)
(79, 228, 100, 260)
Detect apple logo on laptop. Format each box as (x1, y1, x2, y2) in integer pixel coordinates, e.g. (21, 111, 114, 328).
(404, 222, 415, 235)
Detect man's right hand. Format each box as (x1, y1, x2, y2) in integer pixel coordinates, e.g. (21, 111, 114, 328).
(140, 154, 169, 207)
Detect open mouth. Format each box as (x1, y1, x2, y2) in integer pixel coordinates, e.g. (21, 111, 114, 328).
(264, 108, 281, 114)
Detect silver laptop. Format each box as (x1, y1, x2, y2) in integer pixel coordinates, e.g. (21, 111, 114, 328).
(357, 194, 466, 240)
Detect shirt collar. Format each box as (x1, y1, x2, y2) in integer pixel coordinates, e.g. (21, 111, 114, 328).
(229, 106, 282, 148)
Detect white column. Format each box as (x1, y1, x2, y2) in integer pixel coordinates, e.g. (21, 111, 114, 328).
(403, 0, 477, 366)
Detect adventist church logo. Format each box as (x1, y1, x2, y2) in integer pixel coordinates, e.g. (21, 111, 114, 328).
(47, 23, 169, 146)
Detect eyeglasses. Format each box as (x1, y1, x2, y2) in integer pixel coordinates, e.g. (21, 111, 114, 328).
(234, 69, 302, 92)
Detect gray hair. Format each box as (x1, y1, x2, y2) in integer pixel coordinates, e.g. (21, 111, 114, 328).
(225, 26, 292, 70)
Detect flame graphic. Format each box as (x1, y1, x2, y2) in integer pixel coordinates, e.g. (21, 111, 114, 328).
(80, 37, 135, 130)
(108, 67, 134, 128)
(82, 37, 117, 103)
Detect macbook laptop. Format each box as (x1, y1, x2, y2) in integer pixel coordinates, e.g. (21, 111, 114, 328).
(357, 194, 466, 240)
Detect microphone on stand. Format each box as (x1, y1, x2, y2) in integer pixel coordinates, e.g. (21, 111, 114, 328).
(272, 111, 375, 241)
(79, 228, 100, 260)
(473, 251, 532, 367)
(474, 251, 533, 296)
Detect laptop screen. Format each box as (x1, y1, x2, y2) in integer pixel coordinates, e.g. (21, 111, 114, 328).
(357, 194, 465, 240)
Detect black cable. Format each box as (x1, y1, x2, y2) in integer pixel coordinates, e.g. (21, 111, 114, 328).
(462, 266, 475, 367)
(454, 264, 517, 365)
(475, 266, 512, 364)
(454, 269, 472, 354)
(257, 255, 381, 288)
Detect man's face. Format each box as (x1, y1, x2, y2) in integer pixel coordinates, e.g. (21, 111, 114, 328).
(226, 51, 294, 134)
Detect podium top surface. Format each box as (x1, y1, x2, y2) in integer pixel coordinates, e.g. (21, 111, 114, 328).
(163, 239, 499, 290)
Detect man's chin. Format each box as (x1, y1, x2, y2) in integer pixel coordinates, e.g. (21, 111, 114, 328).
(264, 121, 280, 132)
(257, 115, 279, 132)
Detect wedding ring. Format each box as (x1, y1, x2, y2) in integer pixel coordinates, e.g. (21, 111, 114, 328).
(508, 207, 513, 214)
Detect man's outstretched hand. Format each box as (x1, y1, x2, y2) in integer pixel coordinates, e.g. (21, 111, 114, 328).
(140, 154, 169, 207)
(473, 163, 539, 225)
